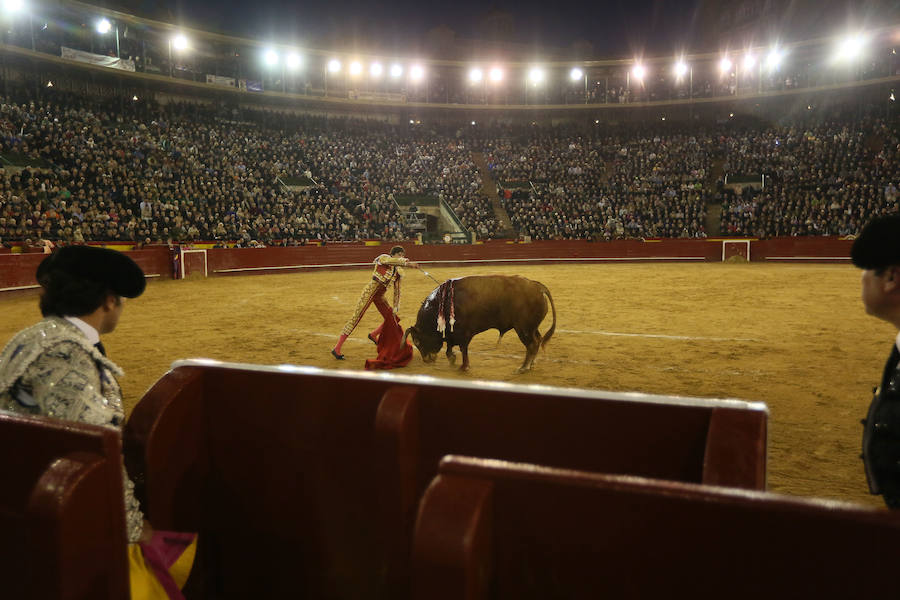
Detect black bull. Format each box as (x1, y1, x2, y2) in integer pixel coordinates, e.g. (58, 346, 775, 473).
(403, 275, 557, 372)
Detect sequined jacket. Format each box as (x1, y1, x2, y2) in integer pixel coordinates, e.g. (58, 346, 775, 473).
(372, 253, 407, 310)
(0, 317, 145, 542)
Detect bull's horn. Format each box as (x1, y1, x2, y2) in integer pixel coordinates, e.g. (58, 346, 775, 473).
(402, 326, 416, 345)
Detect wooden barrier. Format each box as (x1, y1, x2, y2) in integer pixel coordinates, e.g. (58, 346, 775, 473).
(0, 238, 854, 293)
(0, 412, 130, 600)
(124, 359, 767, 599)
(412, 456, 900, 600)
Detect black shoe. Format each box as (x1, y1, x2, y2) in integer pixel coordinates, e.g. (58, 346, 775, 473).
(368, 333, 378, 345)
(331, 349, 345, 360)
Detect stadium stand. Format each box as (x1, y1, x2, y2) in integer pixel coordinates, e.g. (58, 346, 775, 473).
(411, 455, 900, 600)
(123, 360, 767, 598)
(0, 412, 130, 599)
(3, 88, 897, 246)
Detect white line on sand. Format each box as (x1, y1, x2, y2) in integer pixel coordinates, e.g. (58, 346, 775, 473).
(307, 330, 758, 344)
(557, 329, 760, 343)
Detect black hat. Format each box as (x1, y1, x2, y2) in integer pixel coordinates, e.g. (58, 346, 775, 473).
(36, 245, 146, 298)
(851, 215, 900, 270)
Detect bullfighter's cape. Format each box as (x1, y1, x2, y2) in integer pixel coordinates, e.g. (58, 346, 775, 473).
(365, 313, 413, 370)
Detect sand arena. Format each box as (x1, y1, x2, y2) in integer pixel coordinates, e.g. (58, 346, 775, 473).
(0, 261, 888, 507)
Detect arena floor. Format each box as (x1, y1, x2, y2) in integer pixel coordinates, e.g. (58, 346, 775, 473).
(1, 262, 891, 507)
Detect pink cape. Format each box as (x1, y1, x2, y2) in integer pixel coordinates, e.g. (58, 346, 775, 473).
(365, 314, 414, 370)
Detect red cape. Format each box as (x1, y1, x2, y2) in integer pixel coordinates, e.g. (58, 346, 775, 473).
(364, 314, 414, 370)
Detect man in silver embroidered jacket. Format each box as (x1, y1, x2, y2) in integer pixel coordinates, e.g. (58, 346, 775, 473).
(0, 245, 147, 542)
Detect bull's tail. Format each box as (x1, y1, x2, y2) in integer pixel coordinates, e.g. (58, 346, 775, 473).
(539, 283, 556, 350)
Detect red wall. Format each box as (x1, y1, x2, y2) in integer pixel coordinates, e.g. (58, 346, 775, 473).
(0, 238, 854, 293)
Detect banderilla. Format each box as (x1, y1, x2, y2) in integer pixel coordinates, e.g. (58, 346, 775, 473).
(420, 269, 441, 285)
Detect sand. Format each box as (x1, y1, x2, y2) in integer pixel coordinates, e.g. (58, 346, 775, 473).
(0, 262, 890, 506)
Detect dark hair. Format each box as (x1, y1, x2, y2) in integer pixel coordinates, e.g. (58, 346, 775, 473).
(38, 269, 111, 317)
(390, 245, 405, 255)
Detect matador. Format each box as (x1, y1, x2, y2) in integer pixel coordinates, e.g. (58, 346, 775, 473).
(332, 245, 419, 359)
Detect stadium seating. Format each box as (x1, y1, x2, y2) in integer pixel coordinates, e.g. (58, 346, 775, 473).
(124, 359, 767, 598)
(0, 412, 130, 599)
(411, 455, 900, 600)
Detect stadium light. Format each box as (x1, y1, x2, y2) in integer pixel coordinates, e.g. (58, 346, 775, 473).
(2, 0, 24, 13)
(765, 47, 784, 71)
(835, 33, 866, 62)
(742, 53, 755, 70)
(527, 67, 544, 85)
(570, 67, 584, 81)
(410, 64, 424, 81)
(719, 57, 732, 74)
(263, 49, 279, 67)
(96, 18, 112, 34)
(327, 59, 341, 73)
(631, 64, 646, 82)
(286, 52, 302, 70)
(370, 62, 383, 78)
(349, 61, 363, 76)
(469, 67, 483, 83)
(390, 64, 403, 78)
(674, 61, 688, 78)
(489, 66, 503, 83)
(172, 34, 188, 51)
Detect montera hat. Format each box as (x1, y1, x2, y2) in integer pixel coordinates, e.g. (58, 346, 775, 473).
(851, 215, 900, 270)
(36, 245, 146, 298)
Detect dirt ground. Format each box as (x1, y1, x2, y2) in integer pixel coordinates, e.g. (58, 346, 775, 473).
(0, 262, 892, 507)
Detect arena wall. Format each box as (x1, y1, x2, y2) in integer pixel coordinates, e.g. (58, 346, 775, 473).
(0, 238, 854, 292)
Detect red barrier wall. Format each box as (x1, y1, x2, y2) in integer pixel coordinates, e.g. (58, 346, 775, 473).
(0, 238, 854, 293)
(0, 247, 173, 293)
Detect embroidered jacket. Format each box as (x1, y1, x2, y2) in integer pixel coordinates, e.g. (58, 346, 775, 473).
(0, 317, 145, 542)
(372, 253, 407, 311)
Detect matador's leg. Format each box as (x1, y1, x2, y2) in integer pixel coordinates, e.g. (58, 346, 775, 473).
(368, 292, 394, 342)
(333, 280, 384, 358)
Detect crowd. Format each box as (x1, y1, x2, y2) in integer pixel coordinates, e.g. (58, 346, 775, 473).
(719, 118, 900, 237)
(1, 88, 899, 247)
(0, 92, 498, 247)
(490, 131, 710, 240)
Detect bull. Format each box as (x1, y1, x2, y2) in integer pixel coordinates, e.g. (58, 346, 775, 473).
(403, 275, 557, 373)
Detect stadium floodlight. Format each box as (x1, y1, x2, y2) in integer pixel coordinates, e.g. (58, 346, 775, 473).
(631, 64, 646, 81)
(172, 34, 188, 51)
(471, 120, 476, 125)
(489, 66, 503, 82)
(674, 61, 688, 78)
(765, 47, 784, 71)
(527, 67, 544, 85)
(96, 18, 112, 34)
(263, 49, 279, 67)
(469, 67, 483, 83)
(327, 59, 341, 73)
(742, 53, 755, 70)
(719, 57, 732, 74)
(410, 64, 424, 81)
(286, 52, 302, 70)
(2, 0, 24, 13)
(349, 61, 363, 76)
(570, 67, 584, 81)
(390, 64, 403, 78)
(835, 33, 866, 62)
(370, 62, 383, 78)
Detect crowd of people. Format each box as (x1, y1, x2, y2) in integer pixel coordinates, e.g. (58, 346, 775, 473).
(719, 118, 900, 237)
(0, 92, 500, 248)
(488, 131, 710, 240)
(1, 89, 900, 247)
